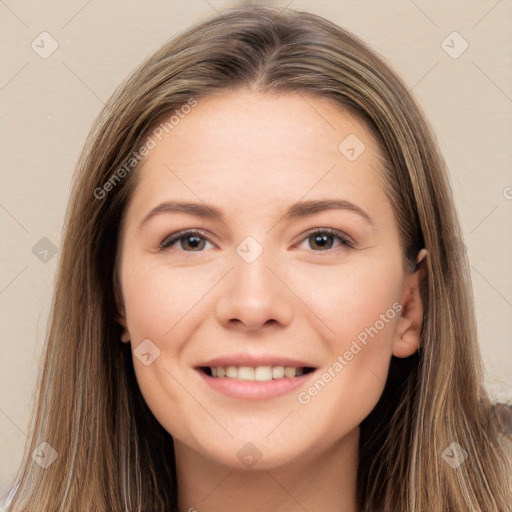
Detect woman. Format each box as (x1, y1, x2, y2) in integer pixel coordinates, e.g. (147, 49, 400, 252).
(3, 5, 510, 511)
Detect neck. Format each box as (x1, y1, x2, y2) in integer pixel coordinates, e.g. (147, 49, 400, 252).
(175, 428, 359, 512)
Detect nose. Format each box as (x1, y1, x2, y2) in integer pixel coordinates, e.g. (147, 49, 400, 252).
(214, 250, 294, 332)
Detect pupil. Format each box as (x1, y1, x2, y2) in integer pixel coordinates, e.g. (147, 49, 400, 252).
(184, 236, 203, 250)
(311, 234, 332, 250)
(181, 234, 334, 251)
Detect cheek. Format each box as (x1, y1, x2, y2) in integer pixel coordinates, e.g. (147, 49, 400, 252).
(291, 257, 402, 347)
(295, 288, 400, 447)
(292, 260, 402, 416)
(119, 260, 225, 440)
(120, 266, 204, 443)
(121, 259, 214, 343)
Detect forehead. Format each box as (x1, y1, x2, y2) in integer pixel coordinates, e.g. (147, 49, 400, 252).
(125, 90, 389, 225)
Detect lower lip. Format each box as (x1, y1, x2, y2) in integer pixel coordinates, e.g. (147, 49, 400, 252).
(195, 369, 316, 401)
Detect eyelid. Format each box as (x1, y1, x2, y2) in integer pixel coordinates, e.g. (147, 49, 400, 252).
(160, 227, 354, 251)
(159, 228, 215, 250)
(295, 227, 354, 248)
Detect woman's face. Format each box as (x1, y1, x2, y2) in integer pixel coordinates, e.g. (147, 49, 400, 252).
(116, 90, 422, 470)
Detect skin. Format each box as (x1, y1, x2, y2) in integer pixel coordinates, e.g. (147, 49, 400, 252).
(115, 90, 427, 512)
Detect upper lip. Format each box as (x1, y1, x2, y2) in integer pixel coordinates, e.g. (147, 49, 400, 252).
(197, 353, 316, 368)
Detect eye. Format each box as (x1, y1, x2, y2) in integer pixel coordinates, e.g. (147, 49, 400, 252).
(296, 228, 354, 252)
(160, 229, 214, 252)
(159, 227, 354, 253)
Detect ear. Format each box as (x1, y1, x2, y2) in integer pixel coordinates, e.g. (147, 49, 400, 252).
(392, 249, 428, 358)
(113, 271, 131, 343)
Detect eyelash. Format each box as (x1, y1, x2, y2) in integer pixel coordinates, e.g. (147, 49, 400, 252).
(159, 228, 354, 253)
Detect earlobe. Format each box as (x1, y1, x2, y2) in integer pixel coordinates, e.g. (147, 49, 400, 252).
(119, 326, 130, 343)
(392, 249, 428, 358)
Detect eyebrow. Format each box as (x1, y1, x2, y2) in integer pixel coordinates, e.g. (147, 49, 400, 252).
(139, 198, 375, 230)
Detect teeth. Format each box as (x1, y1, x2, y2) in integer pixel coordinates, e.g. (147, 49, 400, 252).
(226, 366, 238, 378)
(255, 366, 273, 381)
(207, 365, 308, 381)
(238, 367, 254, 381)
(272, 366, 284, 379)
(284, 366, 296, 378)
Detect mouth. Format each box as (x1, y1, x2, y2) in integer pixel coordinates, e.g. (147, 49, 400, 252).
(195, 354, 318, 400)
(198, 365, 316, 381)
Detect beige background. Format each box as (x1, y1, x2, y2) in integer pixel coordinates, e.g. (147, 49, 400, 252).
(1, 0, 511, 496)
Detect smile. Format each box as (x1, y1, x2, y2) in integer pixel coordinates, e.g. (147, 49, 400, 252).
(200, 365, 316, 381)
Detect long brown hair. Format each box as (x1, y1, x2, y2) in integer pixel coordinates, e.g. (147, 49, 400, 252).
(5, 5, 510, 511)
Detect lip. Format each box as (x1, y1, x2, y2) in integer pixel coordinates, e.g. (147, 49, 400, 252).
(196, 368, 316, 401)
(198, 353, 315, 369)
(195, 353, 317, 401)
